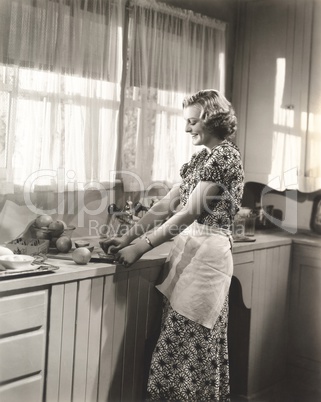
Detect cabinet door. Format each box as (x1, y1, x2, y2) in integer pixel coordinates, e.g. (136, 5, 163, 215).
(229, 245, 291, 398)
(46, 264, 163, 402)
(289, 245, 321, 369)
(248, 245, 291, 394)
(244, 0, 292, 185)
(305, 0, 321, 186)
(233, 0, 314, 190)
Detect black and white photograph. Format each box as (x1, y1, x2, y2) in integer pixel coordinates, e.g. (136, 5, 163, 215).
(0, 0, 320, 401)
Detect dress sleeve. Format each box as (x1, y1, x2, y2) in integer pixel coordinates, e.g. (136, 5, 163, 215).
(180, 152, 199, 179)
(180, 162, 189, 179)
(199, 144, 244, 187)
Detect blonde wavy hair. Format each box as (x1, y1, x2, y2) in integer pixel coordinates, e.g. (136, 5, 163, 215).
(182, 89, 237, 140)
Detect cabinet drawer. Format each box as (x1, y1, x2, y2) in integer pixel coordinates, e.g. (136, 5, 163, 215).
(233, 251, 254, 265)
(0, 330, 45, 383)
(0, 290, 48, 336)
(0, 375, 43, 402)
(293, 244, 321, 260)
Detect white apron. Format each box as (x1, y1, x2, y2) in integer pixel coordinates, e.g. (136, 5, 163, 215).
(156, 221, 233, 329)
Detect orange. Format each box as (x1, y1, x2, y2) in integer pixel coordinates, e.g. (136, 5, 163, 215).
(72, 247, 92, 265)
(56, 236, 72, 253)
(35, 214, 53, 228)
(48, 220, 65, 237)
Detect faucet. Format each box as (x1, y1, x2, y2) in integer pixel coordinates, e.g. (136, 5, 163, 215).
(107, 199, 149, 226)
(107, 203, 135, 226)
(133, 201, 149, 215)
(103, 199, 156, 238)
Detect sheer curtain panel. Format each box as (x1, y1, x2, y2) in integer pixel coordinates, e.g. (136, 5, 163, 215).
(122, 0, 226, 191)
(0, 0, 125, 194)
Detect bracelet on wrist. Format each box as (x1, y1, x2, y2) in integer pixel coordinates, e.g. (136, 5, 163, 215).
(145, 236, 154, 249)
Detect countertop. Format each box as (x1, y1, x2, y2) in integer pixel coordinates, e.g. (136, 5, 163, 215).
(284, 229, 321, 247)
(0, 230, 320, 293)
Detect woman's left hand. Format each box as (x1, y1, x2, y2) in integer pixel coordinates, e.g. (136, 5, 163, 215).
(114, 244, 144, 268)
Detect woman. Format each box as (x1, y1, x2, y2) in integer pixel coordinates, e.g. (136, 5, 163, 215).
(101, 89, 244, 401)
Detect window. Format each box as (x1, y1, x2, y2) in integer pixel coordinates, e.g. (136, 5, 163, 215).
(122, 0, 226, 191)
(0, 65, 120, 191)
(0, 0, 226, 194)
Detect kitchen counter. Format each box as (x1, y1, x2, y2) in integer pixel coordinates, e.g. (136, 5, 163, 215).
(0, 231, 299, 293)
(1, 230, 318, 401)
(287, 229, 321, 247)
(1, 230, 320, 293)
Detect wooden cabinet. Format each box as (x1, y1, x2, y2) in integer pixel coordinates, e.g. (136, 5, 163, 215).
(233, 0, 319, 191)
(0, 290, 48, 402)
(229, 244, 291, 399)
(288, 244, 321, 374)
(45, 263, 163, 402)
(0, 238, 295, 402)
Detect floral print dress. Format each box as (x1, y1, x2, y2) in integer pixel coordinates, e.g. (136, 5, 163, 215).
(146, 140, 244, 402)
(179, 140, 244, 228)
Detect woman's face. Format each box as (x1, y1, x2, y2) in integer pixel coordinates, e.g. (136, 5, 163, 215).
(183, 105, 216, 149)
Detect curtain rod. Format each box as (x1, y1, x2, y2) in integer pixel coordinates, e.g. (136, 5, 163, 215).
(128, 0, 226, 31)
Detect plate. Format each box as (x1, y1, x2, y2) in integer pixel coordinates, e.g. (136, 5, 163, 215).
(0, 263, 34, 272)
(0, 264, 60, 279)
(0, 255, 34, 270)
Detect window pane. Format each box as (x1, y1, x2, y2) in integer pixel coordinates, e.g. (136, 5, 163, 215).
(0, 92, 9, 168)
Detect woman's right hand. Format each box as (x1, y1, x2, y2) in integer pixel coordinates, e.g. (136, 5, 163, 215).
(99, 236, 130, 255)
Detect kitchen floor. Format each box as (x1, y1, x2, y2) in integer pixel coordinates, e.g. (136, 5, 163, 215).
(231, 368, 321, 402)
(282, 368, 321, 402)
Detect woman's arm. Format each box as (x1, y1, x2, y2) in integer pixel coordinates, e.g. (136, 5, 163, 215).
(124, 184, 181, 243)
(100, 184, 181, 253)
(114, 181, 221, 266)
(141, 180, 220, 246)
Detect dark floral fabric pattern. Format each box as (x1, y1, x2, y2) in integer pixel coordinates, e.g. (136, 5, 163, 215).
(146, 141, 243, 401)
(179, 140, 244, 228)
(146, 297, 230, 401)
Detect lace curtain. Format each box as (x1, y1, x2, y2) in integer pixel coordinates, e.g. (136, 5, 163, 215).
(0, 0, 226, 194)
(122, 0, 226, 191)
(0, 0, 125, 193)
